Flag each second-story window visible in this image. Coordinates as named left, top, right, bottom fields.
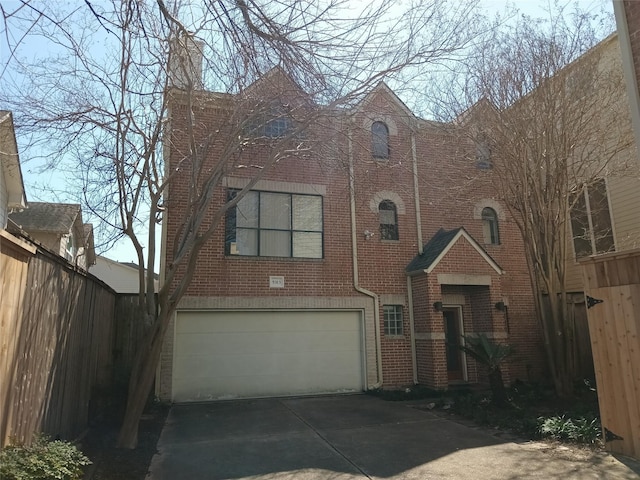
left=481, top=207, right=500, bottom=245
left=371, top=121, right=389, bottom=159
left=379, top=200, right=398, bottom=240
left=65, top=235, right=74, bottom=262
left=225, top=189, right=323, bottom=258
left=569, top=178, right=614, bottom=259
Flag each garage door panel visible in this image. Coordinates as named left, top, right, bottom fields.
left=176, top=331, right=360, bottom=357
left=173, top=311, right=364, bottom=402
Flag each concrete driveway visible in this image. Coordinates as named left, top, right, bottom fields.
left=146, top=395, right=640, bottom=480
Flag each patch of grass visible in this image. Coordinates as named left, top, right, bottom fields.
left=538, top=415, right=601, bottom=444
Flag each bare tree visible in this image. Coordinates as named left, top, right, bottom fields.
left=434, top=5, right=634, bottom=397
left=1, top=0, right=481, bottom=447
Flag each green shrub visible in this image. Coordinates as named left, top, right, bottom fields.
left=0, top=435, right=91, bottom=480
left=538, top=415, right=601, bottom=444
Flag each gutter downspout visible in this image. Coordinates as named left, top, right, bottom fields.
left=614, top=3, right=640, bottom=162
left=411, top=128, right=423, bottom=255
left=408, top=127, right=421, bottom=384
left=348, top=127, right=383, bottom=389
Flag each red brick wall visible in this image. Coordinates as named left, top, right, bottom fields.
left=164, top=83, right=543, bottom=389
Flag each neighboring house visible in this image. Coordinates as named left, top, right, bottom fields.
left=615, top=0, right=640, bottom=157
left=9, top=202, right=96, bottom=270
left=158, top=62, right=541, bottom=402
left=0, top=111, right=27, bottom=229
left=89, top=255, right=158, bottom=294
left=560, top=34, right=640, bottom=292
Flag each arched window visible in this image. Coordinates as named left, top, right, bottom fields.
left=482, top=207, right=499, bottom=245
left=379, top=200, right=398, bottom=240
left=371, top=121, right=389, bottom=159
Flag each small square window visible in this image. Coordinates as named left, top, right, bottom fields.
left=383, top=305, right=403, bottom=336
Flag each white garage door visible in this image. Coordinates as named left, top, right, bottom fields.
left=172, top=310, right=364, bottom=402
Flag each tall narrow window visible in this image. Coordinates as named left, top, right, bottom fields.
left=379, top=200, right=398, bottom=240
left=569, top=179, right=614, bottom=258
left=482, top=207, right=499, bottom=245
left=371, top=121, right=389, bottom=159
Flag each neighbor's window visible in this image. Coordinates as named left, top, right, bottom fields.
left=65, top=235, right=74, bottom=262
left=379, top=200, right=398, bottom=240
left=481, top=207, right=499, bottom=245
left=383, top=305, right=403, bottom=336
left=569, top=179, right=614, bottom=259
left=225, top=190, right=323, bottom=258
left=371, top=121, right=389, bottom=159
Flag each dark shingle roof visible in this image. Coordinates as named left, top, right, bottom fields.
left=9, top=202, right=81, bottom=234
left=406, top=227, right=463, bottom=273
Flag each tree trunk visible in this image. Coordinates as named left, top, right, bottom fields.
left=116, top=308, right=172, bottom=449
left=489, top=368, right=508, bottom=407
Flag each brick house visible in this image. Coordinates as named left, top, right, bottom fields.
left=158, top=67, right=541, bottom=402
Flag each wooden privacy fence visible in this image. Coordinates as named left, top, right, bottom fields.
left=581, top=249, right=640, bottom=460
left=0, top=232, right=116, bottom=446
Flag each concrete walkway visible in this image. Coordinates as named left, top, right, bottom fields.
left=146, top=395, right=640, bottom=479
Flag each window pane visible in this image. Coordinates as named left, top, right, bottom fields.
left=379, top=209, right=395, bottom=225
left=383, top=305, right=403, bottom=335
left=234, top=228, right=258, bottom=256
left=260, top=230, right=291, bottom=257
left=236, top=191, right=259, bottom=228
left=293, top=195, right=322, bottom=231
left=293, top=232, right=322, bottom=258
left=372, top=121, right=389, bottom=159
left=260, top=193, right=291, bottom=229
left=588, top=180, right=615, bottom=254
left=570, top=190, right=592, bottom=258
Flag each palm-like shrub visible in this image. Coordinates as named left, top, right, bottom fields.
left=459, top=334, right=514, bottom=406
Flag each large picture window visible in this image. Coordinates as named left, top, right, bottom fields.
left=225, top=190, right=323, bottom=258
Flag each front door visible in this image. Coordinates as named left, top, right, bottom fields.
left=443, top=307, right=466, bottom=382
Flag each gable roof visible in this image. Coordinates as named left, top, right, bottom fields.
left=9, top=202, right=81, bottom=234
left=0, top=111, right=27, bottom=210
left=352, top=81, right=417, bottom=120
left=242, top=66, right=307, bottom=100
left=406, top=227, right=503, bottom=275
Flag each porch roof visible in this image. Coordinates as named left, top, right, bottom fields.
left=406, top=227, right=504, bottom=275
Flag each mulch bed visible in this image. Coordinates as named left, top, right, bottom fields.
left=81, top=403, right=170, bottom=480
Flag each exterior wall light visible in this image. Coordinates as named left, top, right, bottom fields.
left=433, top=301, right=443, bottom=312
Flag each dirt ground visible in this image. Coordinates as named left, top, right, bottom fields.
left=81, top=403, right=170, bottom=480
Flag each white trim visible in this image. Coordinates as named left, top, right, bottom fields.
left=414, top=332, right=446, bottom=340
left=613, top=4, right=640, bottom=163
left=223, top=177, right=326, bottom=196
left=369, top=191, right=406, bottom=214
left=473, top=199, right=505, bottom=220
left=362, top=115, right=398, bottom=136
left=425, top=229, right=504, bottom=275
left=437, top=273, right=492, bottom=286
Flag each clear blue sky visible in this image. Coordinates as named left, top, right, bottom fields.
left=7, top=0, right=615, bottom=264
